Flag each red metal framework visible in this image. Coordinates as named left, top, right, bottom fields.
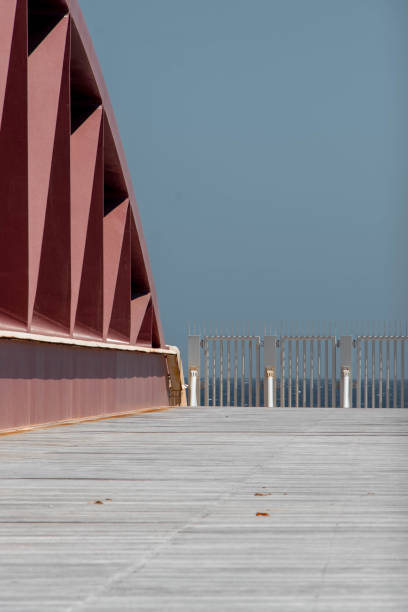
left=0, top=0, right=164, bottom=348
left=0, top=0, right=176, bottom=431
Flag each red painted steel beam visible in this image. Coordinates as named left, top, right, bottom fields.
left=0, top=0, right=28, bottom=330
left=0, top=0, right=176, bottom=432
left=0, top=338, right=170, bottom=431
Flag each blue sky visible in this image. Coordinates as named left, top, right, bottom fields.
left=80, top=0, right=408, bottom=359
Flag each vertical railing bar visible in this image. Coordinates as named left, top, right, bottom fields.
left=234, top=338, right=238, bottom=407
left=401, top=339, right=405, bottom=409
left=371, top=338, right=375, bottom=409
left=364, top=339, right=368, bottom=408
left=219, top=338, right=224, bottom=406
left=248, top=339, right=253, bottom=406
left=212, top=338, right=216, bottom=406
left=281, top=339, right=285, bottom=408
left=317, top=339, right=321, bottom=408
left=295, top=339, right=299, bottom=408
left=255, top=339, right=260, bottom=407
left=310, top=338, right=314, bottom=407
left=241, top=338, right=245, bottom=407
left=357, top=338, right=361, bottom=408
left=288, top=339, right=292, bottom=408
left=226, top=339, right=231, bottom=406
left=393, top=338, right=397, bottom=409
left=331, top=337, right=336, bottom=407
left=379, top=339, right=383, bottom=409
left=303, top=340, right=307, bottom=407
left=204, top=338, right=209, bottom=406
left=324, top=339, right=328, bottom=408
left=386, top=339, right=390, bottom=408
left=274, top=338, right=277, bottom=408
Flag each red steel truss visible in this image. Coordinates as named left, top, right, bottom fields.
left=0, top=0, right=177, bottom=432
left=0, top=0, right=164, bottom=348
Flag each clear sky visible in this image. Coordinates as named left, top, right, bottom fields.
left=80, top=0, right=408, bottom=359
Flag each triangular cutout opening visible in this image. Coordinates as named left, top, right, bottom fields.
left=104, top=114, right=128, bottom=215
left=28, top=0, right=68, bottom=55
left=70, top=20, right=101, bottom=133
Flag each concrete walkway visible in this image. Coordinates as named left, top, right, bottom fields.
left=1, top=407, right=407, bottom=611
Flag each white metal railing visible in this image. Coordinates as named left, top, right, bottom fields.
left=187, top=328, right=408, bottom=408
left=356, top=336, right=407, bottom=408
left=200, top=335, right=261, bottom=407
left=278, top=335, right=337, bottom=408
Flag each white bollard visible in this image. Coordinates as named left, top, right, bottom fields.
left=342, top=367, right=351, bottom=408
left=189, top=369, right=198, bottom=407
left=266, top=368, right=275, bottom=408
left=340, top=337, right=353, bottom=409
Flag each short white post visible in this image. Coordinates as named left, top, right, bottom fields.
left=188, top=335, right=201, bottom=407
left=264, top=336, right=277, bottom=407
left=266, top=368, right=275, bottom=408
left=189, top=369, right=198, bottom=407
left=342, top=367, right=351, bottom=408
left=340, top=336, right=353, bottom=408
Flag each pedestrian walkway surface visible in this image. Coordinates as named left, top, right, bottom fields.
left=1, top=407, right=408, bottom=611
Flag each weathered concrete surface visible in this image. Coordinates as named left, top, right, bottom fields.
left=0, top=407, right=407, bottom=611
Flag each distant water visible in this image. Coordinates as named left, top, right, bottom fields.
left=200, top=379, right=408, bottom=408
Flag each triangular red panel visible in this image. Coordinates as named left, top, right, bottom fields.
left=29, top=16, right=71, bottom=332
left=103, top=199, right=130, bottom=340
left=130, top=293, right=151, bottom=344
left=0, top=0, right=28, bottom=329
left=137, top=299, right=153, bottom=347
left=71, top=107, right=103, bottom=338
left=108, top=209, right=131, bottom=341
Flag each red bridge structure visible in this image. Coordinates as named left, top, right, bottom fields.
left=0, top=0, right=185, bottom=433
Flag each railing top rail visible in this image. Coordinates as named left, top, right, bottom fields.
left=202, top=335, right=261, bottom=341
left=198, top=334, right=408, bottom=341
left=279, top=335, right=336, bottom=341
left=356, top=335, right=408, bottom=340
